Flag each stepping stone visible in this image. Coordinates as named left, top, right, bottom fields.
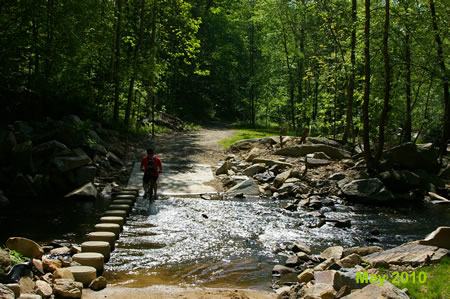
left=66, top=265, right=97, bottom=286
left=108, top=204, right=131, bottom=213
left=72, top=253, right=104, bottom=275
left=95, top=223, right=121, bottom=237
left=100, top=216, right=125, bottom=227
left=81, top=241, right=110, bottom=262
left=104, top=210, right=127, bottom=218
left=118, top=190, right=138, bottom=196
left=112, top=199, right=133, bottom=206
left=112, top=194, right=136, bottom=202
left=88, top=232, right=116, bottom=250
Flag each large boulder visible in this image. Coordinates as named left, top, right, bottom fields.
left=418, top=226, right=450, bottom=249
left=0, top=126, right=16, bottom=160
left=7, top=173, right=37, bottom=197
left=341, top=178, right=394, bottom=203
left=362, top=243, right=448, bottom=266
left=6, top=237, right=43, bottom=259
left=275, top=144, right=351, bottom=160
left=12, top=141, right=33, bottom=172
left=379, top=169, right=421, bottom=192
left=69, top=166, right=97, bottom=187
left=32, top=140, right=72, bottom=169
left=383, top=142, right=440, bottom=173
left=64, top=182, right=98, bottom=200
left=306, top=137, right=343, bottom=148
left=342, top=281, right=409, bottom=299
left=227, top=178, right=260, bottom=195
left=53, top=156, right=91, bottom=173
left=53, top=279, right=83, bottom=298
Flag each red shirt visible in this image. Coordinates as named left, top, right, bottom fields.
left=141, top=155, right=162, bottom=177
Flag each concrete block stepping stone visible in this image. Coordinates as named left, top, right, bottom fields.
left=66, top=265, right=97, bottom=286
left=108, top=204, right=131, bottom=213
left=100, top=216, right=125, bottom=226
left=112, top=199, right=133, bottom=206
left=117, top=190, right=138, bottom=196
left=72, top=253, right=104, bottom=275
left=112, top=194, right=136, bottom=202
left=81, top=241, right=110, bottom=262
left=95, top=223, right=121, bottom=237
left=104, top=210, right=127, bottom=218
left=88, top=232, right=116, bottom=250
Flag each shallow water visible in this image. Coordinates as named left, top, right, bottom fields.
left=1, top=195, right=449, bottom=290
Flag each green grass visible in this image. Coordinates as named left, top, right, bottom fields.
left=219, top=128, right=291, bottom=148
left=391, top=257, right=450, bottom=299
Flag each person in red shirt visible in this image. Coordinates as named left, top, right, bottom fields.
left=140, top=148, right=162, bottom=200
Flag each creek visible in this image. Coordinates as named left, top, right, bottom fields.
left=2, top=195, right=449, bottom=290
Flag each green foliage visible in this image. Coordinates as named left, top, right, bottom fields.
left=8, top=249, right=29, bottom=265
left=219, top=127, right=294, bottom=148
left=392, top=257, right=450, bottom=299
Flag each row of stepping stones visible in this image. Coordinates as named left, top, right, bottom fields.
left=67, top=188, right=139, bottom=287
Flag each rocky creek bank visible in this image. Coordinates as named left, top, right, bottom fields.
left=0, top=236, right=107, bottom=298
left=271, top=226, right=449, bottom=298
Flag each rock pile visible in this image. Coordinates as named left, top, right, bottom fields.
left=216, top=136, right=449, bottom=205
left=273, top=226, right=449, bottom=298
left=0, top=188, right=139, bottom=298
left=0, top=115, right=131, bottom=205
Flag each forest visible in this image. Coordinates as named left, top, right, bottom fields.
left=1, top=0, right=448, bottom=161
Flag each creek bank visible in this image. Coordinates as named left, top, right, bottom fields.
left=214, top=136, right=449, bottom=206
left=273, top=226, right=449, bottom=298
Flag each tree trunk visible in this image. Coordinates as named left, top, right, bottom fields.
left=249, top=1, right=255, bottom=128
left=112, top=0, right=122, bottom=126
left=375, top=0, right=390, bottom=163
left=125, top=0, right=145, bottom=127
left=149, top=0, right=158, bottom=138
left=343, top=0, right=356, bottom=143
left=429, top=0, right=449, bottom=159
left=362, top=0, right=373, bottom=170
left=404, top=29, right=412, bottom=143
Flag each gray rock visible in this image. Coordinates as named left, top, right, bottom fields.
left=32, top=140, right=71, bottom=158
left=306, top=157, right=331, bottom=167
left=89, top=276, right=107, bottom=291
left=272, top=265, right=296, bottom=274
left=341, top=178, right=395, bottom=203
left=329, top=173, right=346, bottom=180
left=439, top=165, right=450, bottom=180
left=242, top=164, right=266, bottom=176
left=278, top=183, right=296, bottom=195
left=274, top=170, right=291, bottom=188
left=290, top=241, right=312, bottom=255
left=306, top=137, right=343, bottom=148
left=275, top=144, right=351, bottom=160
left=252, top=158, right=293, bottom=168
left=383, top=142, right=440, bottom=173
left=64, top=182, right=98, bottom=200
left=342, top=246, right=383, bottom=257
left=245, top=148, right=262, bottom=162
left=0, top=283, right=15, bottom=299
left=7, top=173, right=37, bottom=197
left=106, top=152, right=124, bottom=167
left=226, top=178, right=260, bottom=195
left=311, top=151, right=332, bottom=160
left=72, top=166, right=97, bottom=186
left=320, top=246, right=344, bottom=260
left=363, top=243, right=448, bottom=266
left=342, top=281, right=409, bottom=299
left=379, top=169, right=421, bottom=192
left=53, top=279, right=83, bottom=298
left=13, top=141, right=33, bottom=172
left=418, top=226, right=450, bottom=250
left=53, top=156, right=91, bottom=173
left=216, top=161, right=231, bottom=175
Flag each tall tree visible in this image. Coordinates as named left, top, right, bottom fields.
left=342, top=0, right=356, bottom=143
left=112, top=0, right=123, bottom=126
left=375, top=0, right=391, bottom=162
left=362, top=0, right=373, bottom=169
left=429, top=0, right=449, bottom=158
